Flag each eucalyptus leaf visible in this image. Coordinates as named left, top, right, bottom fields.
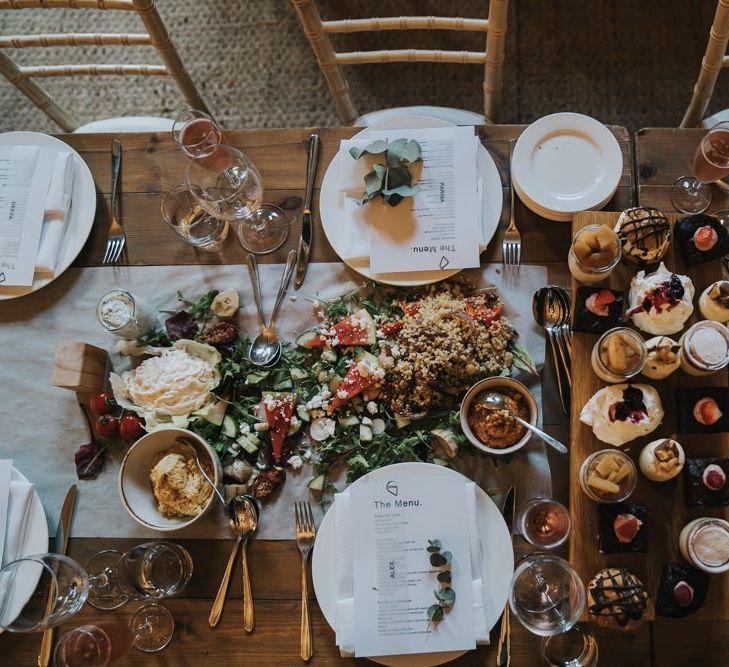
left=384, top=165, right=412, bottom=189
left=349, top=139, right=388, bottom=160
left=427, top=604, right=443, bottom=623
left=510, top=340, right=538, bottom=376
left=364, top=164, right=386, bottom=194
left=442, top=551, right=452, bottom=566
left=384, top=193, right=403, bottom=207
left=437, top=571, right=452, bottom=585
left=430, top=552, right=447, bottom=567
left=426, top=539, right=442, bottom=553
left=387, top=138, right=422, bottom=166
left=437, top=588, right=456, bottom=607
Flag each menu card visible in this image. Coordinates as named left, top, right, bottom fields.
left=341, top=126, right=481, bottom=274
left=0, top=460, right=12, bottom=566
left=0, top=146, right=53, bottom=287
left=351, top=473, right=476, bottom=657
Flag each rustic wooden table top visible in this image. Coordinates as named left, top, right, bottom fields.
left=4, top=125, right=723, bottom=666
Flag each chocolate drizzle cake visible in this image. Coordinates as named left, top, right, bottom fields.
left=587, top=567, right=649, bottom=629
left=615, top=207, right=671, bottom=266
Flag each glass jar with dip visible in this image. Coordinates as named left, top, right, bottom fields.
left=568, top=224, right=621, bottom=284
left=679, top=517, right=729, bottom=574
left=97, top=290, right=157, bottom=339
left=678, top=320, right=729, bottom=376
left=591, top=327, right=647, bottom=383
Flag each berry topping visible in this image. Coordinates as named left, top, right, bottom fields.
left=702, top=463, right=727, bottom=491
left=608, top=386, right=648, bottom=423
left=694, top=225, right=719, bottom=252
left=693, top=397, right=723, bottom=426
left=586, top=290, right=617, bottom=317
left=672, top=581, right=695, bottom=608
left=613, top=513, right=643, bottom=543
left=631, top=274, right=685, bottom=316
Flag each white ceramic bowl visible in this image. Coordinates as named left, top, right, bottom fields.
left=460, top=377, right=537, bottom=456
left=118, top=428, right=222, bottom=532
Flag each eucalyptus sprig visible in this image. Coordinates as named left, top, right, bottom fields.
left=426, top=539, right=455, bottom=626
left=349, top=138, right=422, bottom=207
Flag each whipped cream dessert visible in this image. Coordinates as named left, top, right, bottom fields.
left=580, top=383, right=664, bottom=446
left=628, top=262, right=694, bottom=335
left=699, top=280, right=729, bottom=323
left=614, top=207, right=671, bottom=266
left=642, top=335, right=681, bottom=380
left=679, top=321, right=729, bottom=376
left=639, top=438, right=685, bottom=481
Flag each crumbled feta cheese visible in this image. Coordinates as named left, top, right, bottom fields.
left=239, top=422, right=251, bottom=435
left=376, top=329, right=386, bottom=339
left=224, top=459, right=253, bottom=483
left=303, top=449, right=312, bottom=460
left=366, top=401, right=378, bottom=414
left=361, top=416, right=372, bottom=425
left=290, top=416, right=300, bottom=427
left=337, top=389, right=348, bottom=400
left=390, top=345, right=401, bottom=358
left=287, top=455, right=303, bottom=470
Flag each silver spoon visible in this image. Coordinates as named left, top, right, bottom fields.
left=532, top=288, right=570, bottom=415
left=247, top=250, right=297, bottom=367
left=548, top=285, right=573, bottom=368
left=209, top=494, right=259, bottom=629
left=175, top=436, right=226, bottom=505
left=479, top=391, right=568, bottom=454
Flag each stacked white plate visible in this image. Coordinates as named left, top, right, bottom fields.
left=511, top=113, right=623, bottom=222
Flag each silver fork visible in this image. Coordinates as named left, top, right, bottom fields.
left=294, top=501, right=316, bottom=662
left=502, top=142, right=522, bottom=266
left=102, top=139, right=125, bottom=264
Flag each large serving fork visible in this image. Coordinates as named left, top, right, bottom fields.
left=102, top=139, right=125, bottom=264
left=294, top=501, right=316, bottom=662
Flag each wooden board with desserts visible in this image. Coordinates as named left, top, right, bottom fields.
left=569, top=209, right=729, bottom=625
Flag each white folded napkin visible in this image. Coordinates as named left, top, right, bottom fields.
left=0, top=480, right=34, bottom=631
left=334, top=481, right=488, bottom=657
left=2, top=481, right=34, bottom=567
left=35, top=151, right=74, bottom=279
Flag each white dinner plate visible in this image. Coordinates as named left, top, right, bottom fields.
left=0, top=131, right=97, bottom=301
left=0, top=467, right=49, bottom=634
left=319, top=117, right=503, bottom=287
left=312, top=462, right=514, bottom=667
left=511, top=112, right=622, bottom=216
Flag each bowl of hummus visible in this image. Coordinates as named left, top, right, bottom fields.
left=119, top=428, right=222, bottom=531
left=460, top=377, right=537, bottom=456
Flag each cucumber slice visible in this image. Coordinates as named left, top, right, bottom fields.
left=296, top=404, right=310, bottom=422
left=359, top=424, right=373, bottom=442
left=291, top=367, right=309, bottom=381
left=237, top=434, right=260, bottom=454
left=195, top=400, right=227, bottom=427
left=338, top=414, right=360, bottom=427
left=296, top=330, right=321, bottom=348
left=321, top=349, right=337, bottom=363
left=222, top=415, right=236, bottom=438
left=308, top=474, right=326, bottom=492
left=432, top=457, right=450, bottom=467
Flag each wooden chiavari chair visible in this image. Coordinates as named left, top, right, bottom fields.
left=290, top=0, right=509, bottom=126
left=0, top=0, right=209, bottom=132
left=682, top=0, right=729, bottom=127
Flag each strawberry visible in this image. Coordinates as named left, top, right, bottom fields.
left=693, top=225, right=718, bottom=252
left=693, top=397, right=723, bottom=426
left=585, top=290, right=616, bottom=316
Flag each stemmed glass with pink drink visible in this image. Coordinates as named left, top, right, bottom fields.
left=172, top=110, right=223, bottom=159
left=671, top=121, right=729, bottom=214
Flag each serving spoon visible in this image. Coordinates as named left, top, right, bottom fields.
left=247, top=250, right=297, bottom=367
left=175, top=436, right=226, bottom=505
left=532, top=287, right=571, bottom=415
left=479, top=391, right=568, bottom=454
left=209, top=494, right=259, bottom=629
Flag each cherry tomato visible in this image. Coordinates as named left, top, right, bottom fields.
left=94, top=414, right=119, bottom=439
left=90, top=392, right=117, bottom=416
left=119, top=414, right=144, bottom=441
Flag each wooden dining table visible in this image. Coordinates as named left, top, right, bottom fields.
left=1, top=125, right=727, bottom=666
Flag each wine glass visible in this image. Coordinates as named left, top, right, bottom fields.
left=509, top=553, right=585, bottom=637
left=54, top=623, right=133, bottom=666
left=518, top=498, right=572, bottom=549
left=186, top=144, right=289, bottom=254
left=671, top=121, right=729, bottom=214
left=172, top=110, right=223, bottom=159
left=161, top=184, right=230, bottom=251
left=86, top=542, right=192, bottom=611
left=541, top=624, right=599, bottom=667
left=0, top=553, right=88, bottom=632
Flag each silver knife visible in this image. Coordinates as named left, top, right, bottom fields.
left=496, top=486, right=515, bottom=667
left=38, top=485, right=77, bottom=667
left=294, top=133, right=321, bottom=290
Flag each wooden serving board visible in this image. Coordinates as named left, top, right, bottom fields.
left=569, top=211, right=729, bottom=621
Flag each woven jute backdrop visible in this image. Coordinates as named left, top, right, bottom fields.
left=0, top=0, right=727, bottom=132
